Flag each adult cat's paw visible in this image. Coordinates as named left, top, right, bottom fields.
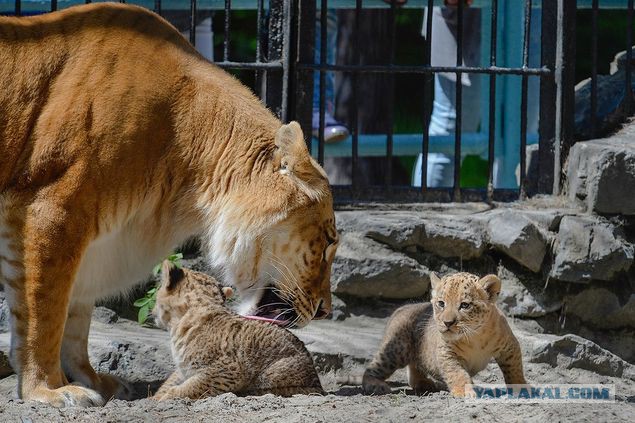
left=27, top=384, right=105, bottom=407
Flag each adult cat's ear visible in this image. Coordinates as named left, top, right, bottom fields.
left=478, top=274, right=501, bottom=302
left=161, top=260, right=184, bottom=290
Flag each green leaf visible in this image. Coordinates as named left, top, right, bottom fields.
left=147, top=299, right=156, bottom=310
left=147, top=288, right=157, bottom=295
left=138, top=305, right=149, bottom=325
left=133, top=297, right=150, bottom=307
left=152, top=263, right=161, bottom=276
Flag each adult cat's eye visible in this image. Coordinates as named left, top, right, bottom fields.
left=459, top=302, right=471, bottom=310
left=437, top=301, right=445, bottom=308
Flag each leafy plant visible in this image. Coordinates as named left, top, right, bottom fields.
left=134, top=253, right=183, bottom=325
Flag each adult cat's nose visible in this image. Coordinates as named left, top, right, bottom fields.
left=444, top=319, right=456, bottom=328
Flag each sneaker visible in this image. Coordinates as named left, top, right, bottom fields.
left=312, top=110, right=349, bottom=144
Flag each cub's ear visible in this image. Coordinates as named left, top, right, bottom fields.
left=221, top=286, right=234, bottom=299
left=429, top=272, right=442, bottom=294
left=161, top=260, right=184, bottom=290
left=274, top=121, right=308, bottom=174
left=478, top=274, right=501, bottom=302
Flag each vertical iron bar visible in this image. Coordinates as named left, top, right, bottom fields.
left=453, top=0, right=464, bottom=201
left=385, top=0, right=396, bottom=187
left=14, top=0, right=20, bottom=16
left=553, top=0, right=576, bottom=195
left=519, top=0, right=532, bottom=198
left=352, top=0, right=362, bottom=190
left=627, top=0, right=633, bottom=116
left=538, top=0, right=556, bottom=194
left=190, top=0, right=196, bottom=46
left=224, top=0, right=232, bottom=62
left=294, top=0, right=316, bottom=153
left=154, top=0, right=161, bottom=15
left=421, top=0, right=434, bottom=191
left=318, top=0, right=327, bottom=165
left=487, top=0, right=498, bottom=201
left=265, top=0, right=285, bottom=118
left=281, top=0, right=292, bottom=121
left=256, top=0, right=264, bottom=63
left=590, top=0, right=598, bottom=138
left=255, top=0, right=264, bottom=99
left=51, top=0, right=57, bottom=12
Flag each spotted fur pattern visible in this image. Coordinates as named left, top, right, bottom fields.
left=363, top=272, right=526, bottom=397
left=153, top=262, right=323, bottom=400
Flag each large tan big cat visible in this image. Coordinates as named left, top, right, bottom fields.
left=153, top=261, right=323, bottom=400
left=362, top=272, right=526, bottom=397
left=0, top=3, right=338, bottom=407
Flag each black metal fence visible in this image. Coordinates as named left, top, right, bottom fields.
left=2, top=1, right=634, bottom=203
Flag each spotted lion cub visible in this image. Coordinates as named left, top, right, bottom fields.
left=363, top=272, right=526, bottom=397
left=152, top=261, right=323, bottom=400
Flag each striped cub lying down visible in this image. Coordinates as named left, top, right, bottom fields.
left=152, top=262, right=323, bottom=400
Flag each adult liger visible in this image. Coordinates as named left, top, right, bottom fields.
left=0, top=3, right=338, bottom=407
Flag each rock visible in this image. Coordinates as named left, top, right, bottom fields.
left=331, top=233, right=429, bottom=300
left=93, top=306, right=119, bottom=324
left=336, top=211, right=487, bottom=260
left=567, top=137, right=635, bottom=215
left=487, top=210, right=548, bottom=272
left=496, top=265, right=562, bottom=318
left=0, top=350, right=12, bottom=378
left=574, top=47, right=635, bottom=140
left=419, top=217, right=487, bottom=260
left=565, top=289, right=635, bottom=330
left=550, top=216, right=633, bottom=282
left=530, top=334, right=635, bottom=380
left=0, top=291, right=8, bottom=333
left=329, top=295, right=348, bottom=321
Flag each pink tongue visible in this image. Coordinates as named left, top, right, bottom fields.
left=243, top=315, right=290, bottom=326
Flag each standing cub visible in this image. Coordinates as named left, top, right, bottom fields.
left=153, top=261, right=323, bottom=400
left=363, top=272, right=526, bottom=397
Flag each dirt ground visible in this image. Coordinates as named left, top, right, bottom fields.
left=0, top=313, right=633, bottom=422
left=0, top=390, right=633, bottom=422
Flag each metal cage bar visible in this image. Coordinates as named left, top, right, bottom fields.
left=487, top=0, right=498, bottom=201
left=519, top=0, right=533, bottom=199
left=453, top=0, right=464, bottom=201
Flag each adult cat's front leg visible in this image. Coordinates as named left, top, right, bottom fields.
left=61, top=300, right=133, bottom=401
left=10, top=196, right=104, bottom=407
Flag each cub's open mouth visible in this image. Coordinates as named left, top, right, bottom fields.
left=243, top=285, right=298, bottom=327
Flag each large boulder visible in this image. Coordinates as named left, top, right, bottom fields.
left=567, top=137, right=635, bottom=215
left=565, top=289, right=635, bottom=330
left=0, top=350, right=11, bottom=378
left=530, top=334, right=635, bottom=380
left=550, top=216, right=633, bottom=282
left=487, top=210, right=548, bottom=272
left=331, top=233, right=429, bottom=300
left=497, top=265, right=562, bottom=318
left=419, top=216, right=487, bottom=260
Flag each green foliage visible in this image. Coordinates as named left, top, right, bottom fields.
left=135, top=253, right=183, bottom=325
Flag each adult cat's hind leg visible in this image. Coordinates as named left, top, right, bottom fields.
left=61, top=300, right=133, bottom=401
left=249, top=356, right=324, bottom=396
left=155, top=359, right=246, bottom=400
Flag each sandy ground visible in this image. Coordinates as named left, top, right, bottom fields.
left=0, top=391, right=633, bottom=422
left=0, top=313, right=633, bottom=422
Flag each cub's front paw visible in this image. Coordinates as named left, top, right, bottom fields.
left=450, top=385, right=476, bottom=398
left=27, top=384, right=105, bottom=407
left=362, top=376, right=392, bottom=396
